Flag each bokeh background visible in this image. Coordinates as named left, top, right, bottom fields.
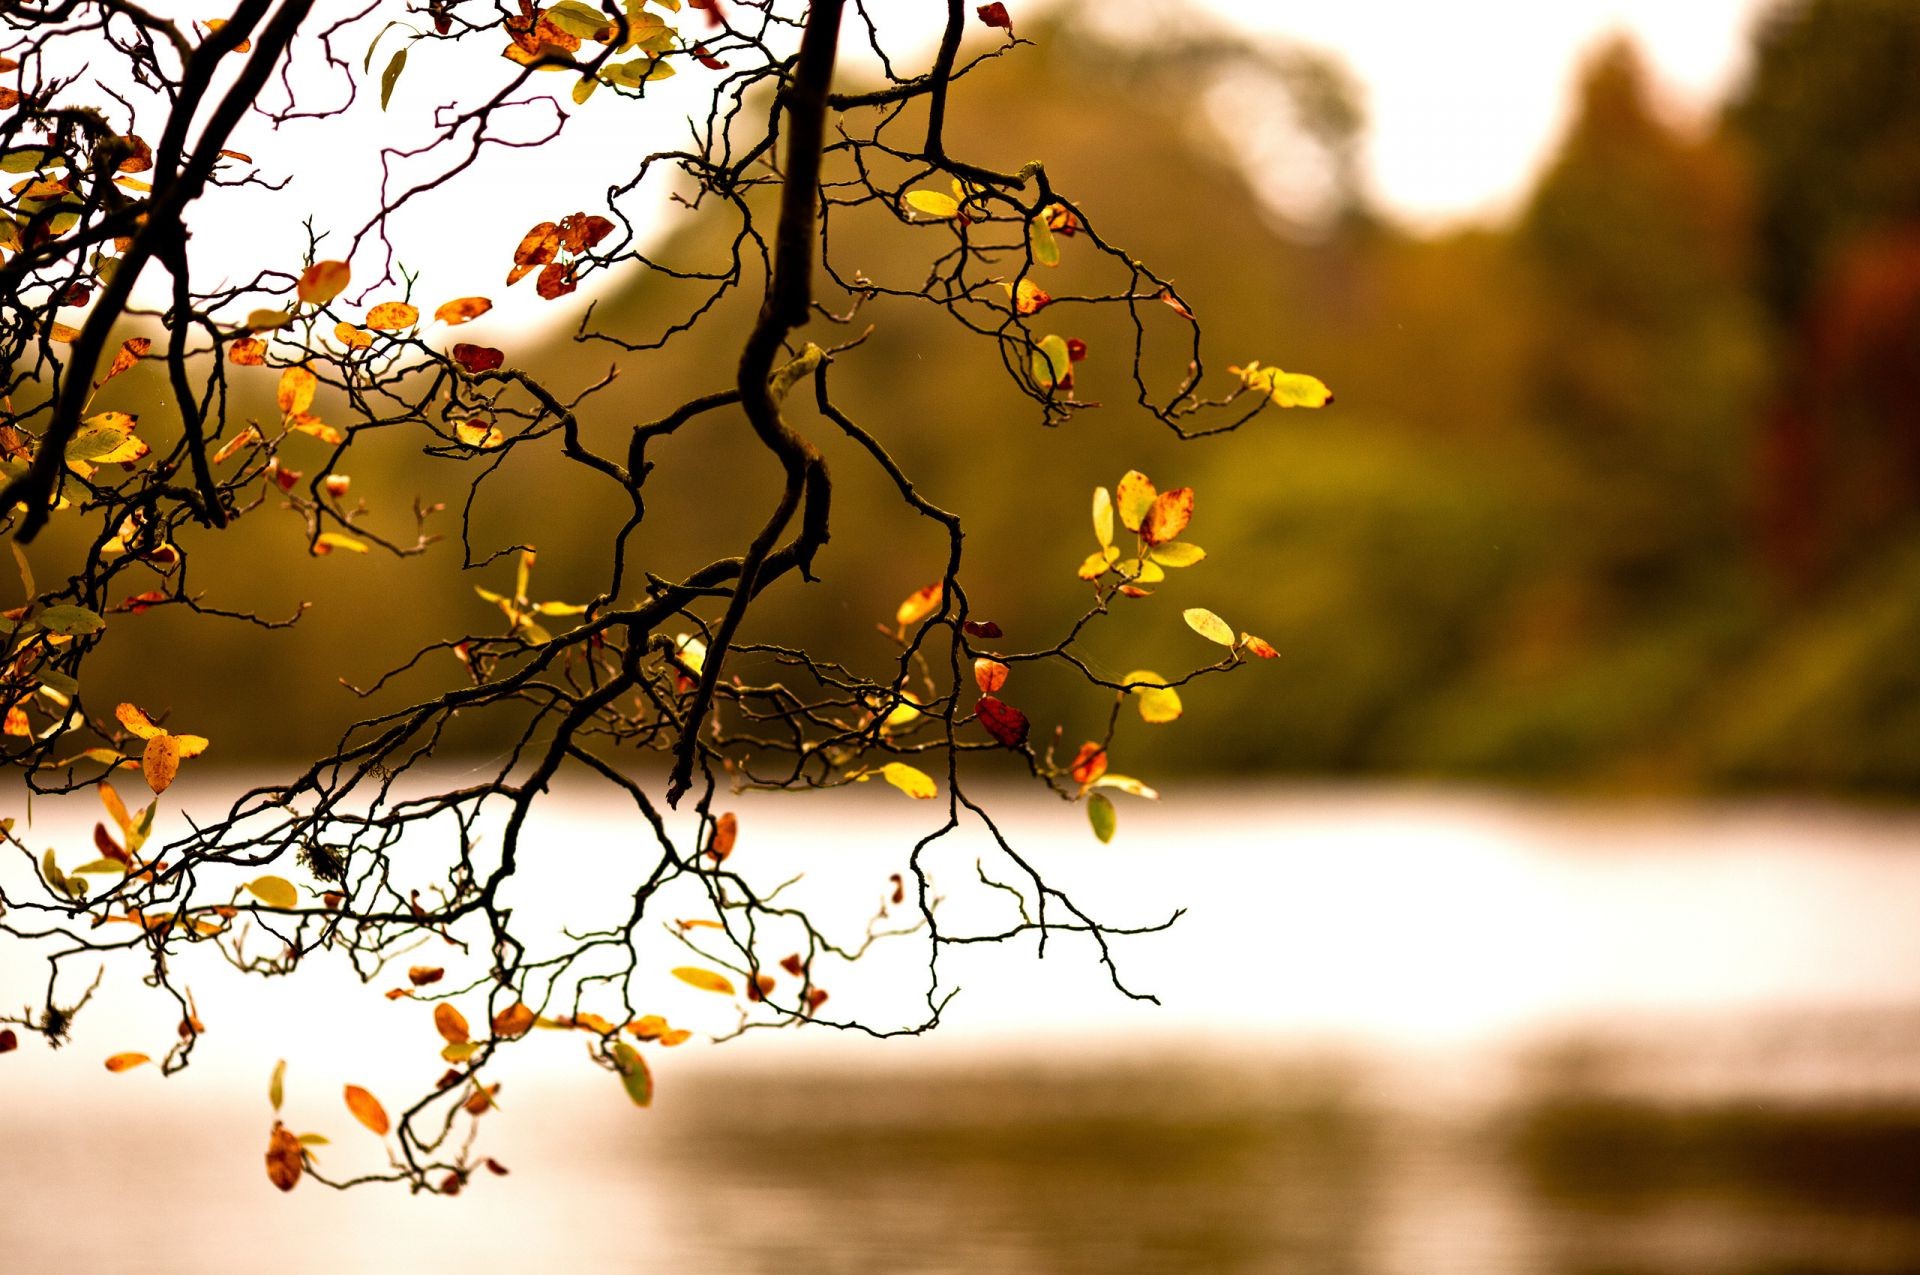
left=7, top=1, right=1920, bottom=1270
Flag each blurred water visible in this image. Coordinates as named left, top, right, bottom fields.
left=4, top=785, right=1920, bottom=1272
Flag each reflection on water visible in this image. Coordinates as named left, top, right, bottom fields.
left=4, top=788, right=1920, bottom=1272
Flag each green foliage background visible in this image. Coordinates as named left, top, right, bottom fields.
left=61, top=0, right=1920, bottom=795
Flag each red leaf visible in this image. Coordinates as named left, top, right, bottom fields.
left=452, top=343, right=504, bottom=374
left=976, top=3, right=1013, bottom=33
left=1066, top=337, right=1088, bottom=362
left=975, top=695, right=1029, bottom=748
left=1069, top=742, right=1108, bottom=786
left=963, top=619, right=1002, bottom=639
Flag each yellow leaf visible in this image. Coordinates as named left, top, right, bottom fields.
left=276, top=366, right=316, bottom=416
left=1183, top=607, right=1235, bottom=647
left=904, top=189, right=960, bottom=219
left=1077, top=546, right=1119, bottom=580
left=1122, top=670, right=1182, bottom=725
left=103, top=1051, right=150, bottom=1072
left=247, top=309, right=292, bottom=332
left=1229, top=360, right=1333, bottom=409
left=1115, top=470, right=1156, bottom=533
left=332, top=322, right=371, bottom=351
left=1093, top=773, right=1161, bottom=800
left=311, top=533, right=369, bottom=556
left=246, top=875, right=298, bottom=909
left=1092, top=486, right=1113, bottom=549
left=269, top=1058, right=286, bottom=1110
left=343, top=1084, right=390, bottom=1136
left=1148, top=542, right=1206, bottom=568
left=114, top=702, right=165, bottom=740
left=455, top=420, right=505, bottom=449
left=671, top=966, right=735, bottom=995
left=441, top=1040, right=480, bottom=1063
left=878, top=761, right=936, bottom=800
left=895, top=582, right=943, bottom=628
left=296, top=260, right=351, bottom=306
left=364, top=300, right=419, bottom=331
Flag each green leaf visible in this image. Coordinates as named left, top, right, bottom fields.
left=1, top=148, right=57, bottom=174
left=36, top=605, right=105, bottom=636
left=545, top=1, right=613, bottom=38
left=612, top=1041, right=653, bottom=1108
left=380, top=47, right=407, bottom=110
left=1087, top=792, right=1116, bottom=843
left=1030, top=212, right=1059, bottom=266
left=1148, top=542, right=1206, bottom=568
left=1032, top=334, right=1071, bottom=390
left=36, top=668, right=78, bottom=697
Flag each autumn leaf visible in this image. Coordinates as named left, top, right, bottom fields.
left=65, top=412, right=148, bottom=465
left=333, top=322, right=372, bottom=351
left=905, top=189, right=960, bottom=219
left=973, top=658, right=1009, bottom=694
left=975, top=695, right=1029, bottom=748
left=1229, top=360, right=1333, bottom=408
left=535, top=260, right=576, bottom=300
left=433, top=1003, right=470, bottom=1045
left=492, top=1003, right=535, bottom=1038
left=433, top=297, right=492, bottom=325
left=895, top=582, right=943, bottom=628
left=1122, top=670, right=1182, bottom=724
left=276, top=366, right=317, bottom=416
left=142, top=734, right=180, bottom=793
left=364, top=300, right=419, bottom=330
left=1143, top=488, right=1193, bottom=546
left=296, top=260, right=350, bottom=306
left=451, top=343, right=504, bottom=374
left=1241, top=633, right=1280, bottom=659
left=269, top=1058, right=286, bottom=1111
left=671, top=966, right=735, bottom=995
left=101, top=336, right=150, bottom=384
left=408, top=965, right=444, bottom=987
left=36, top=605, right=105, bottom=635
left=1092, top=486, right=1114, bottom=548
left=246, top=875, right=298, bottom=909
left=1115, top=470, right=1156, bottom=533
left=507, top=222, right=560, bottom=286
left=707, top=811, right=737, bottom=862
left=104, top=1051, right=150, bottom=1072
left=343, top=1085, right=391, bottom=1136
left=1069, top=741, right=1108, bottom=786
left=1183, top=607, right=1235, bottom=647
left=227, top=337, right=267, bottom=366
left=265, top=1122, right=302, bottom=1192
left=977, top=3, right=1013, bottom=32
left=875, top=761, right=936, bottom=800
left=455, top=420, right=505, bottom=449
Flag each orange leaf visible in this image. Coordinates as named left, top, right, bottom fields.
left=534, top=260, right=576, bottom=300
left=1069, top=741, right=1109, bottom=786
left=103, top=337, right=150, bottom=383
left=491, top=1002, right=534, bottom=1038
left=507, top=222, right=560, bottom=286
left=1143, top=488, right=1193, bottom=547
left=103, top=1051, right=150, bottom=1072
left=433, top=1002, right=470, bottom=1045
left=407, top=965, right=444, bottom=987
left=265, top=1121, right=303, bottom=1192
left=227, top=337, right=267, bottom=365
left=433, top=296, right=492, bottom=325
left=343, top=1084, right=390, bottom=1135
left=296, top=260, right=351, bottom=306
left=364, top=301, right=419, bottom=331
left=973, top=658, right=1009, bottom=694
left=1241, top=633, right=1280, bottom=660
left=707, top=811, right=737, bottom=862
left=141, top=734, right=181, bottom=794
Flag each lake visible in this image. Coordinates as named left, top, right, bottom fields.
left=3, top=784, right=1919, bottom=1272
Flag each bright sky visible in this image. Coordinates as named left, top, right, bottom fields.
left=1201, top=0, right=1774, bottom=224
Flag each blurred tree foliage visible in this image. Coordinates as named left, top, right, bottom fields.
left=73, top=0, right=1920, bottom=794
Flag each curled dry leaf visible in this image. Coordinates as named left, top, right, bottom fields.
left=707, top=811, right=737, bottom=862
left=344, top=1084, right=391, bottom=1135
